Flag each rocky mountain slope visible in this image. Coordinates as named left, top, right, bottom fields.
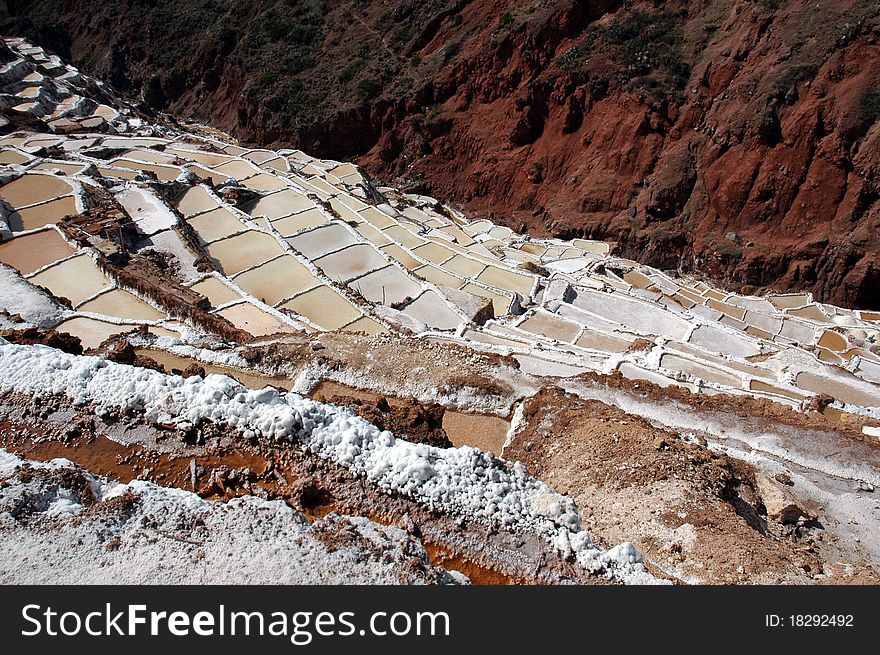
left=3, top=0, right=880, bottom=308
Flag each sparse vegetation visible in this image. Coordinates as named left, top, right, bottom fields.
left=715, top=243, right=743, bottom=258
left=841, top=87, right=880, bottom=144
left=443, top=39, right=462, bottom=64
left=357, top=76, right=382, bottom=99
left=772, top=63, right=819, bottom=98
left=528, top=161, right=544, bottom=184
left=556, top=8, right=690, bottom=106
left=338, top=59, right=365, bottom=83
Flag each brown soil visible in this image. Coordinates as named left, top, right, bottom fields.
left=0, top=325, right=83, bottom=355
left=0, top=392, right=593, bottom=585
left=505, top=386, right=878, bottom=584
left=312, top=387, right=452, bottom=449
left=574, top=369, right=880, bottom=446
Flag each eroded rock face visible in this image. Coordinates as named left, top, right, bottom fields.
left=7, top=0, right=878, bottom=306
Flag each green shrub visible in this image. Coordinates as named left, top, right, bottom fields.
left=357, top=76, right=382, bottom=98
left=338, top=59, right=365, bottom=83
left=443, top=39, right=462, bottom=64
left=715, top=243, right=743, bottom=258
left=556, top=9, right=689, bottom=99
left=772, top=63, right=819, bottom=97
left=528, top=161, right=544, bottom=183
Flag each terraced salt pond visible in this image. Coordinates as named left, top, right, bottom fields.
left=7, top=195, right=79, bottom=231
left=28, top=255, right=110, bottom=305
left=0, top=173, right=72, bottom=207
left=205, top=231, right=284, bottom=275
left=2, top=33, right=879, bottom=426
left=134, top=348, right=293, bottom=391
left=56, top=317, right=175, bottom=350
left=312, top=381, right=511, bottom=454
left=0, top=228, right=74, bottom=274
left=279, top=286, right=361, bottom=330
left=216, top=301, right=295, bottom=337
left=232, top=256, right=318, bottom=306
left=77, top=289, right=165, bottom=321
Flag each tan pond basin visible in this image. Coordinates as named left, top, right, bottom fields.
left=291, top=177, right=330, bottom=199
left=134, top=347, right=293, bottom=390
left=78, top=117, right=106, bottom=130
left=329, top=197, right=367, bottom=223
left=304, top=176, right=340, bottom=196
left=77, top=288, right=165, bottom=321
left=190, top=277, right=242, bottom=308
left=382, top=224, right=424, bottom=249
left=185, top=163, right=231, bottom=186
left=355, top=222, right=393, bottom=247
left=7, top=195, right=79, bottom=231
left=518, top=312, right=581, bottom=343
left=28, top=254, right=110, bottom=305
left=243, top=189, right=314, bottom=219
left=30, top=162, right=86, bottom=175
left=0, top=173, right=72, bottom=208
left=278, top=285, right=360, bottom=330
left=328, top=163, right=358, bottom=178
left=768, top=293, right=811, bottom=310
left=102, top=138, right=168, bottom=149
left=242, top=149, right=278, bottom=164
left=240, top=173, right=287, bottom=192
left=259, top=157, right=289, bottom=173
left=232, top=255, right=320, bottom=306
left=382, top=243, right=424, bottom=270
left=187, top=207, right=246, bottom=243
left=123, top=148, right=176, bottom=164
left=0, top=149, right=32, bottom=165
left=817, top=330, right=848, bottom=352
left=659, top=353, right=743, bottom=388
left=95, top=166, right=140, bottom=181
left=213, top=159, right=261, bottom=179
left=0, top=136, right=28, bottom=148
left=402, top=291, right=461, bottom=331
left=574, top=330, right=633, bottom=353
left=788, top=305, right=829, bottom=322
left=413, top=241, right=455, bottom=265
left=314, top=244, right=387, bottom=282
left=205, top=231, right=285, bottom=276
left=174, top=186, right=219, bottom=217
left=311, top=380, right=510, bottom=454
left=287, top=223, right=360, bottom=259
left=749, top=379, right=807, bottom=402
left=795, top=371, right=880, bottom=408
left=414, top=264, right=464, bottom=290
left=165, top=146, right=233, bottom=168
left=342, top=316, right=388, bottom=335
left=216, top=301, right=296, bottom=337
left=359, top=206, right=396, bottom=229
left=55, top=317, right=143, bottom=350
left=461, top=283, right=510, bottom=316
left=444, top=254, right=486, bottom=278
left=381, top=243, right=420, bottom=269
left=0, top=228, right=74, bottom=275
left=349, top=265, right=422, bottom=305
left=109, top=159, right=180, bottom=182
left=269, top=209, right=329, bottom=236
